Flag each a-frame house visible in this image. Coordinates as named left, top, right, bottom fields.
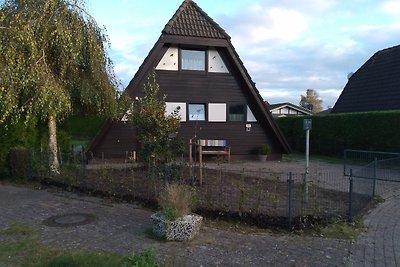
left=88, top=0, right=290, bottom=161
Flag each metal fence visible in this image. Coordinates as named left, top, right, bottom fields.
left=8, top=150, right=360, bottom=229
left=8, top=149, right=385, bottom=229
left=343, top=149, right=400, bottom=176
left=344, top=150, right=400, bottom=221
left=344, top=150, right=400, bottom=197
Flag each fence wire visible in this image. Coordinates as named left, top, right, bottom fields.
left=9, top=149, right=384, bottom=229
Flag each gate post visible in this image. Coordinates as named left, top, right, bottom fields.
left=81, top=147, right=87, bottom=193
left=348, top=169, right=353, bottom=223
left=287, top=172, right=294, bottom=230
left=372, top=157, right=377, bottom=197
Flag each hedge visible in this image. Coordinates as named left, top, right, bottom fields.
left=61, top=115, right=104, bottom=140
left=277, top=110, right=400, bottom=156
left=0, top=115, right=104, bottom=177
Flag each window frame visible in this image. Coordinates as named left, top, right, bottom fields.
left=188, top=103, right=207, bottom=121
left=228, top=104, right=246, bottom=122
left=180, top=48, right=207, bottom=72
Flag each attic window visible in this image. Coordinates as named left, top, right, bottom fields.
left=181, top=49, right=205, bottom=71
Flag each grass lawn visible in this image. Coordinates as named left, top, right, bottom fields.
left=284, top=153, right=343, bottom=164
left=0, top=223, right=160, bottom=267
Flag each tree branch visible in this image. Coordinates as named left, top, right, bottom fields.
left=67, top=3, right=97, bottom=22
left=36, top=49, right=47, bottom=66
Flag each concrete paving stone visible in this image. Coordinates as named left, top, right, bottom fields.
left=0, top=184, right=351, bottom=266
left=349, top=186, right=400, bottom=267
left=2, top=180, right=400, bottom=267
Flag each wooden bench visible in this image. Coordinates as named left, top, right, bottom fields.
left=189, top=139, right=231, bottom=163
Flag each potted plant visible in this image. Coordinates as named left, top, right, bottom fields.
left=150, top=184, right=202, bottom=241
left=258, top=144, right=271, bottom=162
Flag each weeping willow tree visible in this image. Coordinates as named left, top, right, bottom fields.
left=0, top=0, right=118, bottom=174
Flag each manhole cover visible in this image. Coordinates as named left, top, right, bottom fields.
left=43, top=213, right=96, bottom=227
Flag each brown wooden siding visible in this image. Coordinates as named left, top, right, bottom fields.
left=90, top=40, right=290, bottom=159
left=91, top=122, right=138, bottom=159
left=90, top=120, right=280, bottom=159
left=90, top=68, right=283, bottom=159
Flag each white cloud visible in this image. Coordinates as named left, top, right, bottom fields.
left=229, top=6, right=308, bottom=46
left=89, top=0, right=400, bottom=109
left=382, top=0, right=400, bottom=15
left=318, top=89, right=343, bottom=108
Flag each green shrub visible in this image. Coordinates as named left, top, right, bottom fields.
left=122, top=248, right=160, bottom=267
left=0, top=121, right=38, bottom=178
left=158, top=184, right=196, bottom=221
left=8, top=147, right=31, bottom=180
left=259, top=144, right=271, bottom=155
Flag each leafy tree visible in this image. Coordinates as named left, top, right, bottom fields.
left=130, top=73, right=181, bottom=166
left=300, top=89, right=323, bottom=113
left=0, top=0, right=118, bottom=174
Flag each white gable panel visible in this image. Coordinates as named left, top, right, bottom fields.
left=208, top=103, right=226, bottom=122
left=156, top=46, right=179, bottom=71
left=208, top=48, right=229, bottom=73
left=166, top=102, right=186, bottom=122
left=247, top=106, right=257, bottom=122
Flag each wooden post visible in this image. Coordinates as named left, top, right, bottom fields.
left=189, top=139, right=193, bottom=164
left=199, top=145, right=203, bottom=185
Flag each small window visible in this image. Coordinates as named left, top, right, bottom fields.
left=229, top=104, right=245, bottom=121
left=181, top=49, right=205, bottom=71
left=208, top=103, right=226, bottom=122
left=166, top=102, right=186, bottom=122
left=188, top=104, right=206, bottom=121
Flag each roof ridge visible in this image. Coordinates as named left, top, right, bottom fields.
left=162, top=0, right=230, bottom=39
left=374, top=44, right=400, bottom=57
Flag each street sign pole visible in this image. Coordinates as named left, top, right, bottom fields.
left=303, top=119, right=312, bottom=202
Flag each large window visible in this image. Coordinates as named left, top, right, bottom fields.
left=229, top=104, right=245, bottom=121
left=181, top=49, right=205, bottom=71
left=188, top=104, right=206, bottom=121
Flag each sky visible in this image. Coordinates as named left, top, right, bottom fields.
left=87, top=0, right=400, bottom=109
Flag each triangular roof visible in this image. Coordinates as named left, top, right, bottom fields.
left=89, top=0, right=290, bottom=154
left=269, top=102, right=313, bottom=115
left=163, top=0, right=230, bottom=39
left=332, top=44, right=400, bottom=113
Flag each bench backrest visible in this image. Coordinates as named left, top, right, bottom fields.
left=198, top=139, right=227, bottom=147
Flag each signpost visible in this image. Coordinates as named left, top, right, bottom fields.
left=303, top=119, right=312, bottom=201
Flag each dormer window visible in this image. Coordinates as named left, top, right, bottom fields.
left=181, top=49, right=206, bottom=71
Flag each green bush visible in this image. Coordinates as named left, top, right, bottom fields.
left=277, top=110, right=400, bottom=156
left=8, top=147, right=31, bottom=180
left=122, top=248, right=160, bottom=267
left=0, top=122, right=38, bottom=178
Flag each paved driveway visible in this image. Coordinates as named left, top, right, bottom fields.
left=0, top=184, right=350, bottom=266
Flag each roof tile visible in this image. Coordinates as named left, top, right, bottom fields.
left=332, top=44, right=400, bottom=113
left=163, top=0, right=230, bottom=39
